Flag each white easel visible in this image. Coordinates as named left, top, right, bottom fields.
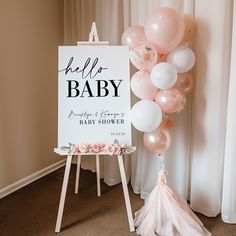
left=55, top=22, right=135, bottom=233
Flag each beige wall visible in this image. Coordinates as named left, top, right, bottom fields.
left=0, top=0, right=63, bottom=189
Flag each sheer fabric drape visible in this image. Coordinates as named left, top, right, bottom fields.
left=62, top=0, right=236, bottom=223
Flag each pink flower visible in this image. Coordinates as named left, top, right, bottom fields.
left=104, top=144, right=121, bottom=155
left=92, top=143, right=105, bottom=153
left=72, top=146, right=80, bottom=154
left=79, top=144, right=92, bottom=153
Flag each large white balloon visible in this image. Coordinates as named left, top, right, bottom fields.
left=130, top=100, right=162, bottom=132
left=167, top=46, right=195, bottom=73
left=151, top=62, right=177, bottom=89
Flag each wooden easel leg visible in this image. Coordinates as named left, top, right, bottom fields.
left=117, top=154, right=135, bottom=232
left=55, top=155, right=73, bottom=233
left=96, top=154, right=101, bottom=197
left=75, top=155, right=81, bottom=194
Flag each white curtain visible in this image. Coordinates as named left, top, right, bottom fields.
left=222, top=1, right=236, bottom=223
left=62, top=0, right=236, bottom=223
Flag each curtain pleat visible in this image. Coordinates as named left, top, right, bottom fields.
left=63, top=0, right=95, bottom=44
left=222, top=0, right=236, bottom=223
left=191, top=0, right=233, bottom=217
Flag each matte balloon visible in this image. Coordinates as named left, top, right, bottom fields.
left=130, top=100, right=162, bottom=132
left=129, top=42, right=158, bottom=71
left=121, top=26, right=147, bottom=46
left=143, top=127, right=171, bottom=154
left=167, top=46, right=195, bottom=73
left=145, top=7, right=185, bottom=54
left=131, top=71, right=159, bottom=100
left=151, top=62, right=177, bottom=89
left=180, top=14, right=197, bottom=44
left=155, top=88, right=186, bottom=113
left=174, top=72, right=194, bottom=94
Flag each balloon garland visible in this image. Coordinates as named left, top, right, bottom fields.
left=122, top=7, right=211, bottom=236
left=122, top=7, right=196, bottom=155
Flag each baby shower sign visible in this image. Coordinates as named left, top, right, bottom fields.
left=58, top=46, right=131, bottom=147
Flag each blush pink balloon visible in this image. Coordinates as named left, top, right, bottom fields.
left=143, top=127, right=171, bottom=154
left=121, top=26, right=147, bottom=46
left=157, top=53, right=168, bottom=63
left=129, top=41, right=158, bottom=71
left=180, top=14, right=197, bottom=44
left=145, top=7, right=185, bottom=54
left=155, top=88, right=186, bottom=113
left=131, top=71, right=159, bottom=100
left=174, top=72, right=194, bottom=94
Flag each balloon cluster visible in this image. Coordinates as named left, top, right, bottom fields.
left=122, top=7, right=197, bottom=155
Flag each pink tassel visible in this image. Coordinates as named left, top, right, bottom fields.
left=134, top=168, right=211, bottom=236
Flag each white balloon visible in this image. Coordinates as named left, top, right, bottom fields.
left=167, top=46, right=195, bottom=73
left=130, top=100, right=162, bottom=132
left=151, top=62, right=177, bottom=89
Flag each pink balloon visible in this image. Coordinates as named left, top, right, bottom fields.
left=129, top=41, right=158, bottom=71
left=157, top=53, right=168, bottom=63
left=174, top=72, right=194, bottom=95
left=155, top=88, right=186, bottom=113
left=131, top=71, right=159, bottom=100
left=145, top=7, right=185, bottom=54
left=143, top=127, right=171, bottom=154
left=121, top=26, right=147, bottom=46
left=180, top=14, right=197, bottom=44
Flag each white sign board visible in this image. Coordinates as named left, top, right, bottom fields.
left=58, top=46, right=131, bottom=147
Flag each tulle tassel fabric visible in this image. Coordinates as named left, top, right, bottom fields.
left=134, top=169, right=211, bottom=236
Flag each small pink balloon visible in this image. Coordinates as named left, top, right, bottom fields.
left=145, top=7, right=185, bottom=54
left=180, top=14, right=197, bottom=44
left=121, top=26, right=147, bottom=46
left=129, top=41, right=158, bottom=71
left=155, top=88, right=186, bottom=113
left=157, top=53, right=168, bottom=63
left=174, top=72, right=194, bottom=94
left=131, top=71, right=159, bottom=100
left=143, top=127, right=171, bottom=154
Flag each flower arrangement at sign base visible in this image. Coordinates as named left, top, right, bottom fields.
left=59, top=139, right=136, bottom=156
left=122, top=7, right=211, bottom=236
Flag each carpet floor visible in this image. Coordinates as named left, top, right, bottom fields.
left=0, top=164, right=236, bottom=236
